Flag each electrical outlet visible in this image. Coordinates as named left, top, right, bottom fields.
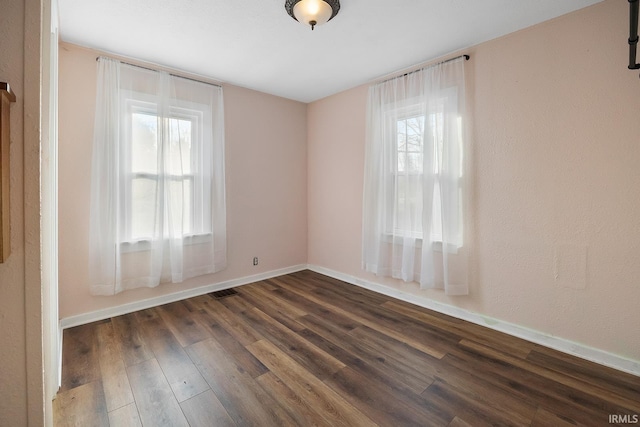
left=253, top=257, right=259, bottom=266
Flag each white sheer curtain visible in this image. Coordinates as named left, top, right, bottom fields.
left=89, top=57, right=227, bottom=295
left=362, top=57, right=470, bottom=295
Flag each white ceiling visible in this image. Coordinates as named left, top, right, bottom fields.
left=58, top=0, right=602, bottom=103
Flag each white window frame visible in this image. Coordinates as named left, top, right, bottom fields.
left=120, top=92, right=213, bottom=249
left=383, top=93, right=464, bottom=250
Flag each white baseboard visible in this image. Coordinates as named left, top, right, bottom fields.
left=307, top=264, right=640, bottom=377
left=59, top=264, right=307, bottom=330
left=60, top=262, right=639, bottom=377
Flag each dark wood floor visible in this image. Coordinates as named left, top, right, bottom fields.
left=54, top=270, right=640, bottom=426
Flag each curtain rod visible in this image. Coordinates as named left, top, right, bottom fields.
left=96, top=56, right=222, bottom=88
left=378, top=54, right=470, bottom=85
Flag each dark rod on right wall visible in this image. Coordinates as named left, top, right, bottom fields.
left=629, top=0, right=640, bottom=70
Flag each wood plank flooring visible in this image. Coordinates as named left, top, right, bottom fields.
left=54, top=270, right=640, bottom=426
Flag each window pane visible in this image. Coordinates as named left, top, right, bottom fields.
left=430, top=112, right=443, bottom=174
left=406, top=116, right=424, bottom=153
left=392, top=178, right=443, bottom=240
left=183, top=179, right=192, bottom=234
left=397, top=120, right=407, bottom=151
left=168, top=118, right=192, bottom=174
left=128, top=108, right=201, bottom=240
left=397, top=115, right=425, bottom=173
left=168, top=178, right=193, bottom=235
left=392, top=113, right=447, bottom=240
left=397, top=119, right=406, bottom=172
left=394, top=176, right=423, bottom=237
left=397, top=152, right=407, bottom=173
left=132, top=113, right=158, bottom=174
left=131, top=177, right=157, bottom=240
left=407, top=153, right=422, bottom=173
left=395, top=175, right=407, bottom=232
left=432, top=183, right=442, bottom=241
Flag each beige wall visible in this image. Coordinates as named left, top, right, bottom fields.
left=0, top=0, right=46, bottom=425
left=58, top=44, right=308, bottom=319
left=308, top=0, right=640, bottom=363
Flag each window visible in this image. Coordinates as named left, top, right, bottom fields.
left=362, top=56, right=468, bottom=294
left=90, top=57, right=226, bottom=295
left=392, top=111, right=425, bottom=239
left=126, top=100, right=209, bottom=242
left=387, top=101, right=462, bottom=246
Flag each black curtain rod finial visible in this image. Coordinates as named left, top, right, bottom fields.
left=629, top=0, right=640, bottom=70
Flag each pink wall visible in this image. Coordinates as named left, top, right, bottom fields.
left=308, top=0, right=640, bottom=362
left=58, top=44, right=308, bottom=319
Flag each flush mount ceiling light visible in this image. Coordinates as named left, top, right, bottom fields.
left=285, top=0, right=340, bottom=31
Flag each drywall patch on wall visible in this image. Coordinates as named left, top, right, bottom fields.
left=553, top=243, right=588, bottom=290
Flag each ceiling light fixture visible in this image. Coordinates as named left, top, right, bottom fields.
left=285, top=0, right=340, bottom=31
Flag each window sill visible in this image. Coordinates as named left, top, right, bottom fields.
left=381, top=233, right=461, bottom=254
left=120, top=233, right=213, bottom=253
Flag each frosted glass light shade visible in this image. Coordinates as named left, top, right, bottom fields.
left=285, top=0, right=340, bottom=31
left=293, top=0, right=332, bottom=28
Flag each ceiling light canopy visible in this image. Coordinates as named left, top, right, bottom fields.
left=285, top=0, right=340, bottom=31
